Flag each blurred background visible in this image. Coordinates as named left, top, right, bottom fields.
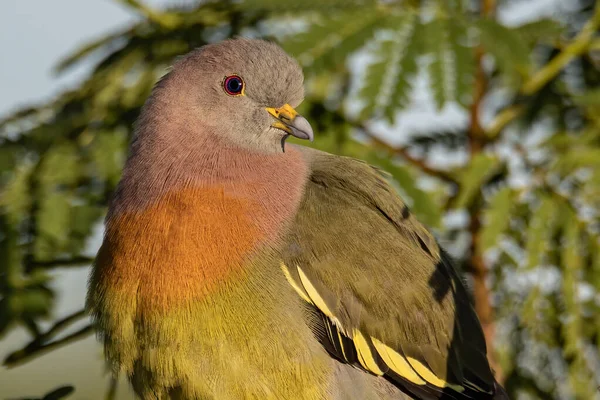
left=1, top=0, right=599, bottom=399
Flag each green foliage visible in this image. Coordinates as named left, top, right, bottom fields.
left=281, top=8, right=384, bottom=74
left=476, top=17, right=532, bottom=83
left=451, top=153, right=503, bottom=209
left=514, top=18, right=565, bottom=46
left=480, top=186, right=515, bottom=252
left=424, top=17, right=455, bottom=109
left=524, top=195, right=560, bottom=270
left=359, top=12, right=422, bottom=121
left=1, top=0, right=599, bottom=399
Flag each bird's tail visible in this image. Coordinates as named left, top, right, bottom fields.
left=493, top=381, right=510, bottom=400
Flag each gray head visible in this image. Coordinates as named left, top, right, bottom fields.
left=143, top=38, right=313, bottom=153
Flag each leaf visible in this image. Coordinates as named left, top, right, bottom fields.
left=422, top=13, right=475, bottom=110
left=282, top=9, right=383, bottom=74
left=38, top=144, right=80, bottom=190
left=522, top=287, right=557, bottom=346
left=447, top=17, right=475, bottom=108
left=542, top=130, right=597, bottom=150
left=553, top=148, right=600, bottom=175
left=524, top=195, right=561, bottom=269
left=68, top=205, right=104, bottom=254
left=34, top=192, right=71, bottom=261
left=424, top=18, right=452, bottom=110
left=480, top=186, right=516, bottom=252
left=18, top=288, right=54, bottom=317
left=559, top=214, right=596, bottom=398
left=0, top=145, right=22, bottom=176
left=452, top=153, right=503, bottom=209
left=360, top=12, right=421, bottom=121
left=0, top=163, right=34, bottom=228
left=572, top=88, right=600, bottom=106
left=514, top=18, right=564, bottom=46
left=387, top=15, right=423, bottom=120
left=6, top=287, right=53, bottom=320
left=476, top=18, right=531, bottom=83
left=89, top=130, right=127, bottom=187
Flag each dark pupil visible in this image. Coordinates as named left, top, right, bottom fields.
left=227, top=78, right=241, bottom=93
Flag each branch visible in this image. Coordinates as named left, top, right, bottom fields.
left=467, top=0, right=503, bottom=383
left=3, top=309, right=93, bottom=368
left=30, top=256, right=95, bottom=269
left=521, top=4, right=600, bottom=95
left=485, top=105, right=525, bottom=140
left=354, top=122, right=458, bottom=184
left=4, top=325, right=93, bottom=368
left=482, top=5, right=600, bottom=140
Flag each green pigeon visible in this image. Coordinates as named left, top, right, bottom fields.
left=87, top=37, right=509, bottom=400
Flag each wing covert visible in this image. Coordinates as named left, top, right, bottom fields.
left=282, top=150, right=500, bottom=399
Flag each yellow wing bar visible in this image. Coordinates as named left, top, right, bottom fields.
left=280, top=262, right=490, bottom=396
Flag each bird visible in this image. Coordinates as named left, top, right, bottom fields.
left=87, top=37, right=509, bottom=400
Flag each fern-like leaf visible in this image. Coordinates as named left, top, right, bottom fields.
left=477, top=18, right=531, bottom=84
left=359, top=12, right=421, bottom=122
left=424, top=18, right=452, bottom=109
left=452, top=153, right=503, bottom=209
left=524, top=195, right=560, bottom=269
left=514, top=18, right=564, bottom=46
left=480, top=186, right=516, bottom=252
left=448, top=17, right=475, bottom=108
left=282, top=9, right=384, bottom=75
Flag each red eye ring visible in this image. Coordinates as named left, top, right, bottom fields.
left=223, top=75, right=244, bottom=96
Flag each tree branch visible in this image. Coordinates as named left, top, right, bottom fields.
left=3, top=309, right=93, bottom=368
left=485, top=105, right=525, bottom=141
left=468, top=0, right=503, bottom=383
left=521, top=3, right=600, bottom=96
left=482, top=5, right=600, bottom=140
left=30, top=256, right=95, bottom=269
left=354, top=122, right=458, bottom=184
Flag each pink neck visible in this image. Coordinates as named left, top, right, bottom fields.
left=109, top=124, right=309, bottom=239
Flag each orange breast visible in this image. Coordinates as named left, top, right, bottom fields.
left=96, top=185, right=262, bottom=313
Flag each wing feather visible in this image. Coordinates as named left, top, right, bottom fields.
left=281, top=151, right=503, bottom=399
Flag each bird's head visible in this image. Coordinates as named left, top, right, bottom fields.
left=148, top=38, right=313, bottom=153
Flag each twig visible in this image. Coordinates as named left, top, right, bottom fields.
left=3, top=309, right=92, bottom=368
left=30, top=256, right=95, bottom=269
left=353, top=122, right=458, bottom=184
left=482, top=5, right=600, bottom=140
left=4, top=325, right=94, bottom=368
left=485, top=105, right=525, bottom=140
left=521, top=3, right=600, bottom=95
left=467, top=0, right=504, bottom=383
left=43, top=310, right=88, bottom=339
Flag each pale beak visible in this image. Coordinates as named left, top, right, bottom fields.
left=266, top=104, right=314, bottom=152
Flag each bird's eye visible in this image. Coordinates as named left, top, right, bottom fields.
left=223, top=75, right=244, bottom=96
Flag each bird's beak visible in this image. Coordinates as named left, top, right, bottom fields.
left=266, top=104, right=314, bottom=152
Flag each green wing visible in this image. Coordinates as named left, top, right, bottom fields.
left=282, top=151, right=499, bottom=400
